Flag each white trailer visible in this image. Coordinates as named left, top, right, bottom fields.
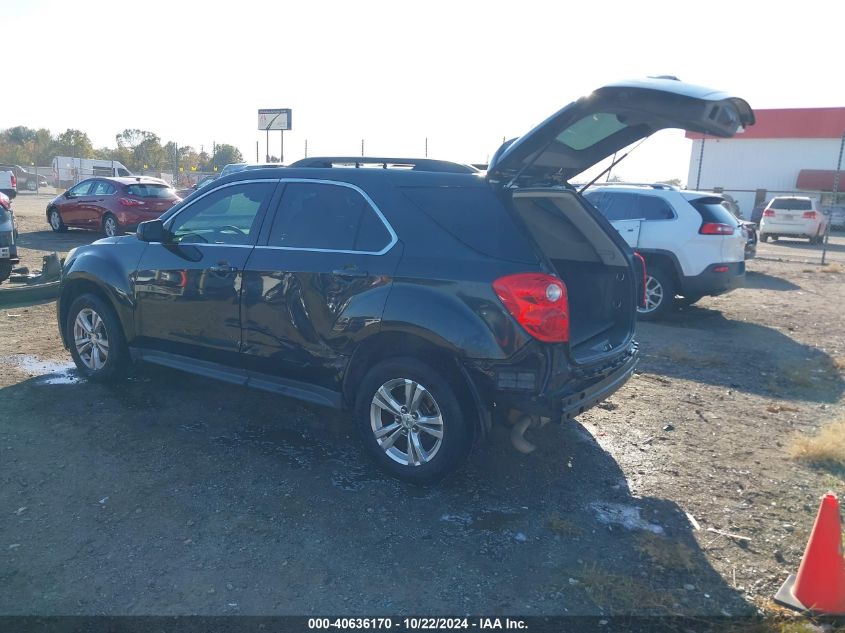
left=52, top=157, right=132, bottom=188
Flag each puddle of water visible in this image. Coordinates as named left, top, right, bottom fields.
left=4, top=355, right=81, bottom=385
left=589, top=501, right=664, bottom=534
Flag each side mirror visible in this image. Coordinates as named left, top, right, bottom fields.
left=63, top=190, right=71, bottom=198
left=137, top=219, right=166, bottom=243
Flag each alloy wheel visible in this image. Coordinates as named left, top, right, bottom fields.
left=638, top=274, right=664, bottom=314
left=104, top=216, right=117, bottom=237
left=370, top=378, right=444, bottom=466
left=50, top=210, right=61, bottom=230
left=73, top=308, right=110, bottom=370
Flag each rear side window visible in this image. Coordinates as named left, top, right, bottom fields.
left=770, top=198, right=812, bottom=210
left=126, top=184, right=175, bottom=198
left=268, top=182, right=392, bottom=253
left=91, top=181, right=116, bottom=195
left=689, top=197, right=740, bottom=226
left=401, top=185, right=536, bottom=263
left=636, top=195, right=674, bottom=220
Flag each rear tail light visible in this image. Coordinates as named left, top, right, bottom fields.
left=10, top=174, right=16, bottom=188
left=699, top=223, right=735, bottom=235
left=633, top=251, right=647, bottom=307
left=803, top=211, right=817, bottom=219
left=713, top=266, right=729, bottom=273
left=762, top=209, right=775, bottom=217
left=118, top=197, right=144, bottom=207
left=493, top=273, right=569, bottom=343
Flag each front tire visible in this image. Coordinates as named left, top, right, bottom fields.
left=48, top=207, right=67, bottom=233
left=354, top=357, right=472, bottom=483
left=637, top=267, right=675, bottom=321
left=66, top=294, right=129, bottom=382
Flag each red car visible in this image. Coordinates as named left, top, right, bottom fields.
left=46, top=177, right=181, bottom=237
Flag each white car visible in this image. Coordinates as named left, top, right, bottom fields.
left=584, top=184, right=747, bottom=319
left=759, top=196, right=828, bottom=243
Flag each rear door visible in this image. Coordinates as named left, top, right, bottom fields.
left=134, top=179, right=278, bottom=366
left=84, top=180, right=118, bottom=226
left=241, top=179, right=401, bottom=396
left=583, top=191, right=641, bottom=247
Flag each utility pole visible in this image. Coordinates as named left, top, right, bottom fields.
left=821, top=131, right=845, bottom=265
left=695, top=138, right=706, bottom=190
left=361, top=139, right=365, bottom=157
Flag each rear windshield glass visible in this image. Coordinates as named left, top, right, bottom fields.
left=689, top=197, right=740, bottom=225
left=770, top=198, right=812, bottom=210
left=126, top=184, right=174, bottom=198
left=558, top=113, right=627, bottom=150
left=401, top=186, right=536, bottom=263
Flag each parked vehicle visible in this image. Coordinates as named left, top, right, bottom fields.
left=0, top=164, right=49, bottom=191
left=759, top=196, right=828, bottom=243
left=721, top=198, right=757, bottom=259
left=218, top=163, right=283, bottom=179
left=0, top=192, right=19, bottom=283
left=57, top=78, right=753, bottom=481
left=194, top=174, right=217, bottom=190
left=46, top=177, right=181, bottom=237
left=822, top=205, right=845, bottom=230
left=0, top=170, right=16, bottom=199
left=52, top=157, right=132, bottom=189
left=584, top=184, right=747, bottom=318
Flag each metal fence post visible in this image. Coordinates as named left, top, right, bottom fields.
left=821, top=131, right=845, bottom=265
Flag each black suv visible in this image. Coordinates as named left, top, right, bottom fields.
left=57, top=78, right=753, bottom=481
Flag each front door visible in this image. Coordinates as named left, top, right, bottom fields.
left=134, top=180, right=279, bottom=366
left=60, top=180, right=94, bottom=227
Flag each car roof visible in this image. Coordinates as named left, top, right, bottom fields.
left=214, top=165, right=484, bottom=188
left=290, top=156, right=478, bottom=174
left=82, top=176, right=170, bottom=186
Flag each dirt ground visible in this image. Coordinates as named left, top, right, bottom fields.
left=2, top=192, right=845, bottom=620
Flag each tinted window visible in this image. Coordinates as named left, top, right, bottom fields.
left=68, top=181, right=93, bottom=196
left=91, top=181, right=116, bottom=195
left=126, top=184, right=174, bottom=198
left=169, top=182, right=274, bottom=245
left=268, top=182, right=391, bottom=252
left=689, top=197, right=740, bottom=225
left=584, top=191, right=636, bottom=222
left=401, top=185, right=536, bottom=263
left=770, top=198, right=813, bottom=210
left=635, top=195, right=674, bottom=220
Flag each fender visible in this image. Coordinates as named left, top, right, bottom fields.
left=58, top=237, right=147, bottom=346
left=635, top=248, right=684, bottom=280
left=380, top=281, right=530, bottom=360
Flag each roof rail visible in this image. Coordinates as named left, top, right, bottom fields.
left=288, top=156, right=479, bottom=174
left=586, top=181, right=680, bottom=191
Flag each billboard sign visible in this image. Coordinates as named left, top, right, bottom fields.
left=258, top=108, right=292, bottom=131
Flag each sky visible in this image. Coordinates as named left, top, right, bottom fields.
left=5, top=0, right=845, bottom=184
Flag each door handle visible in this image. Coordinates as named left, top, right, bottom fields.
left=332, top=267, right=368, bottom=278
left=208, top=262, right=238, bottom=274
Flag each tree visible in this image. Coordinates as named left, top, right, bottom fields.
left=210, top=144, right=243, bottom=170
left=55, top=129, right=94, bottom=158
left=116, top=129, right=164, bottom=171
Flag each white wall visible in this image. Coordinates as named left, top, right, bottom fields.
left=686, top=137, right=844, bottom=218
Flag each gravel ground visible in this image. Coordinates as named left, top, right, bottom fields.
left=1, top=193, right=844, bottom=618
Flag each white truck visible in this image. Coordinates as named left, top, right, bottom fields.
left=0, top=170, right=16, bottom=199
left=52, top=157, right=132, bottom=188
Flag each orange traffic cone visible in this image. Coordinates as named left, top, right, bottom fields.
left=774, top=492, right=845, bottom=614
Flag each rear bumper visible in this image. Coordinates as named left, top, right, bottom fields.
left=680, top=261, right=745, bottom=297
left=760, top=221, right=823, bottom=237
left=475, top=342, right=639, bottom=420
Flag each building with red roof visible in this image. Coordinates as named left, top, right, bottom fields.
left=685, top=108, right=845, bottom=218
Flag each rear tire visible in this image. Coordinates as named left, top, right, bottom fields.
left=760, top=233, right=769, bottom=242
left=48, top=207, right=67, bottom=233
left=66, top=293, right=129, bottom=382
left=637, top=267, right=675, bottom=321
left=102, top=214, right=122, bottom=237
left=354, top=356, right=472, bottom=483
left=0, top=260, right=11, bottom=284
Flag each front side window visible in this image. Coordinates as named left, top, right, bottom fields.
left=168, top=181, right=275, bottom=245
left=268, top=182, right=391, bottom=252
left=585, top=191, right=636, bottom=222
left=68, top=181, right=93, bottom=197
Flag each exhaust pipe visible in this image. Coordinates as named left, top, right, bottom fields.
left=511, top=414, right=537, bottom=454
